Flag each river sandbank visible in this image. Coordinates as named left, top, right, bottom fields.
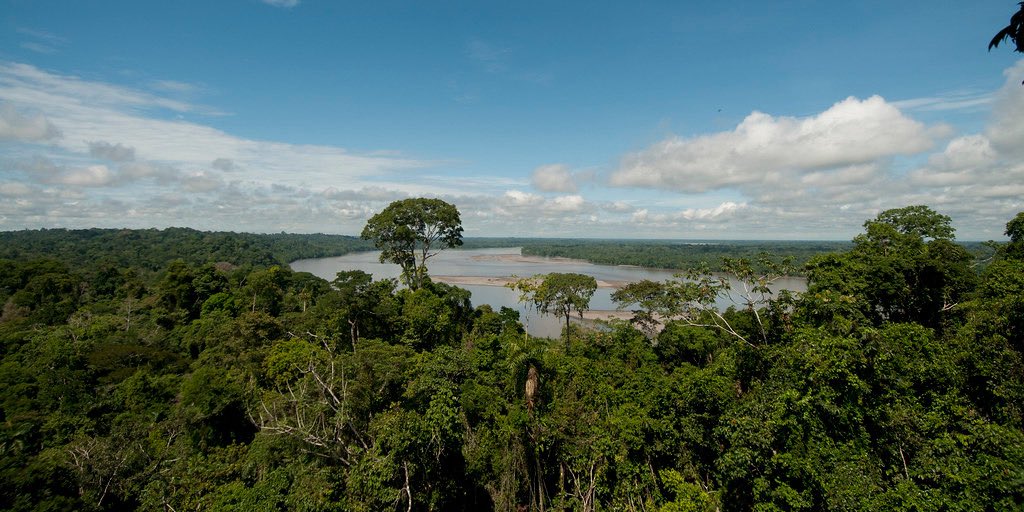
left=431, top=275, right=633, bottom=289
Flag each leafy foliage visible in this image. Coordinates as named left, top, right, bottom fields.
left=0, top=227, right=373, bottom=271
left=989, top=1, right=1024, bottom=53
left=360, top=198, right=464, bottom=290
left=508, top=273, right=597, bottom=345
left=1, top=208, right=1022, bottom=511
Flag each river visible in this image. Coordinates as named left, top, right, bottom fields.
left=291, top=247, right=806, bottom=338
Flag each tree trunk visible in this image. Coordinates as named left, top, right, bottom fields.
left=349, top=319, right=358, bottom=351
left=564, top=314, right=571, bottom=350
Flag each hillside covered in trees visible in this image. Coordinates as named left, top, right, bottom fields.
left=1, top=206, right=1022, bottom=511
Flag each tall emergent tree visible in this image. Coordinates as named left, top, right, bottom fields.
left=360, top=198, right=463, bottom=290
left=805, top=205, right=975, bottom=329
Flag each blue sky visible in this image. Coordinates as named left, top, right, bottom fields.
left=0, top=1, right=1021, bottom=239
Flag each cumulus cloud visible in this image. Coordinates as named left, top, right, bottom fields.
left=502, top=190, right=544, bottom=207
left=88, top=141, right=135, bottom=162
left=680, top=201, right=747, bottom=221
left=985, top=61, right=1024, bottom=155
left=0, top=104, right=61, bottom=141
left=900, top=65, right=1024, bottom=237
left=597, top=88, right=1024, bottom=238
left=627, top=202, right=748, bottom=226
left=57, top=165, right=116, bottom=187
left=531, top=164, right=578, bottom=192
left=549, top=195, right=585, bottom=212
left=496, top=191, right=588, bottom=215
left=611, top=95, right=939, bottom=194
left=2, top=57, right=1022, bottom=239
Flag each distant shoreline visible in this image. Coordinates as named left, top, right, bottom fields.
left=431, top=274, right=632, bottom=289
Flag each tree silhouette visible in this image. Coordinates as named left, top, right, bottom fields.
left=990, top=2, right=1024, bottom=53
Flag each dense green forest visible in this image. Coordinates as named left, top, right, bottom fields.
left=1, top=207, right=1022, bottom=511
left=0, top=228, right=375, bottom=271
left=520, top=240, right=998, bottom=275
left=522, top=240, right=852, bottom=274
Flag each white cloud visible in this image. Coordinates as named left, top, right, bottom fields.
left=680, top=201, right=746, bottom=221
left=88, top=141, right=135, bottom=161
left=531, top=163, right=578, bottom=192
left=624, top=202, right=748, bottom=228
left=0, top=103, right=61, bottom=141
left=118, top=161, right=179, bottom=182
left=502, top=190, right=544, bottom=207
left=550, top=194, right=585, bottom=212
left=985, top=61, right=1024, bottom=156
left=611, top=95, right=939, bottom=194
left=1, top=57, right=1022, bottom=240
left=598, top=86, right=1024, bottom=239
left=800, top=164, right=880, bottom=188
left=892, top=91, right=993, bottom=112
left=262, top=0, right=300, bottom=7
left=322, top=186, right=402, bottom=201
left=499, top=191, right=588, bottom=216
left=57, top=165, right=115, bottom=187
left=603, top=201, right=635, bottom=213
left=0, top=62, right=432, bottom=190
left=0, top=62, right=196, bottom=114
left=900, top=65, right=1024, bottom=238
left=211, top=158, right=236, bottom=171
left=0, top=182, right=32, bottom=196
left=181, top=171, right=223, bottom=192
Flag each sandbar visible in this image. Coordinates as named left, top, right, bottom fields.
left=431, top=275, right=632, bottom=289
left=467, top=253, right=587, bottom=265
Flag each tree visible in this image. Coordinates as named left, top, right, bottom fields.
left=866, top=205, right=954, bottom=241
left=990, top=2, right=1024, bottom=53
left=1006, top=211, right=1024, bottom=243
left=612, top=254, right=794, bottom=347
left=610, top=279, right=677, bottom=339
left=806, top=205, right=975, bottom=328
left=360, top=198, right=463, bottom=290
left=509, top=272, right=597, bottom=346
left=332, top=270, right=374, bottom=349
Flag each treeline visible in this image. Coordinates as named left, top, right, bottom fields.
left=0, top=208, right=1022, bottom=511
left=0, top=228, right=374, bottom=272
left=520, top=240, right=852, bottom=274
left=520, top=239, right=998, bottom=275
